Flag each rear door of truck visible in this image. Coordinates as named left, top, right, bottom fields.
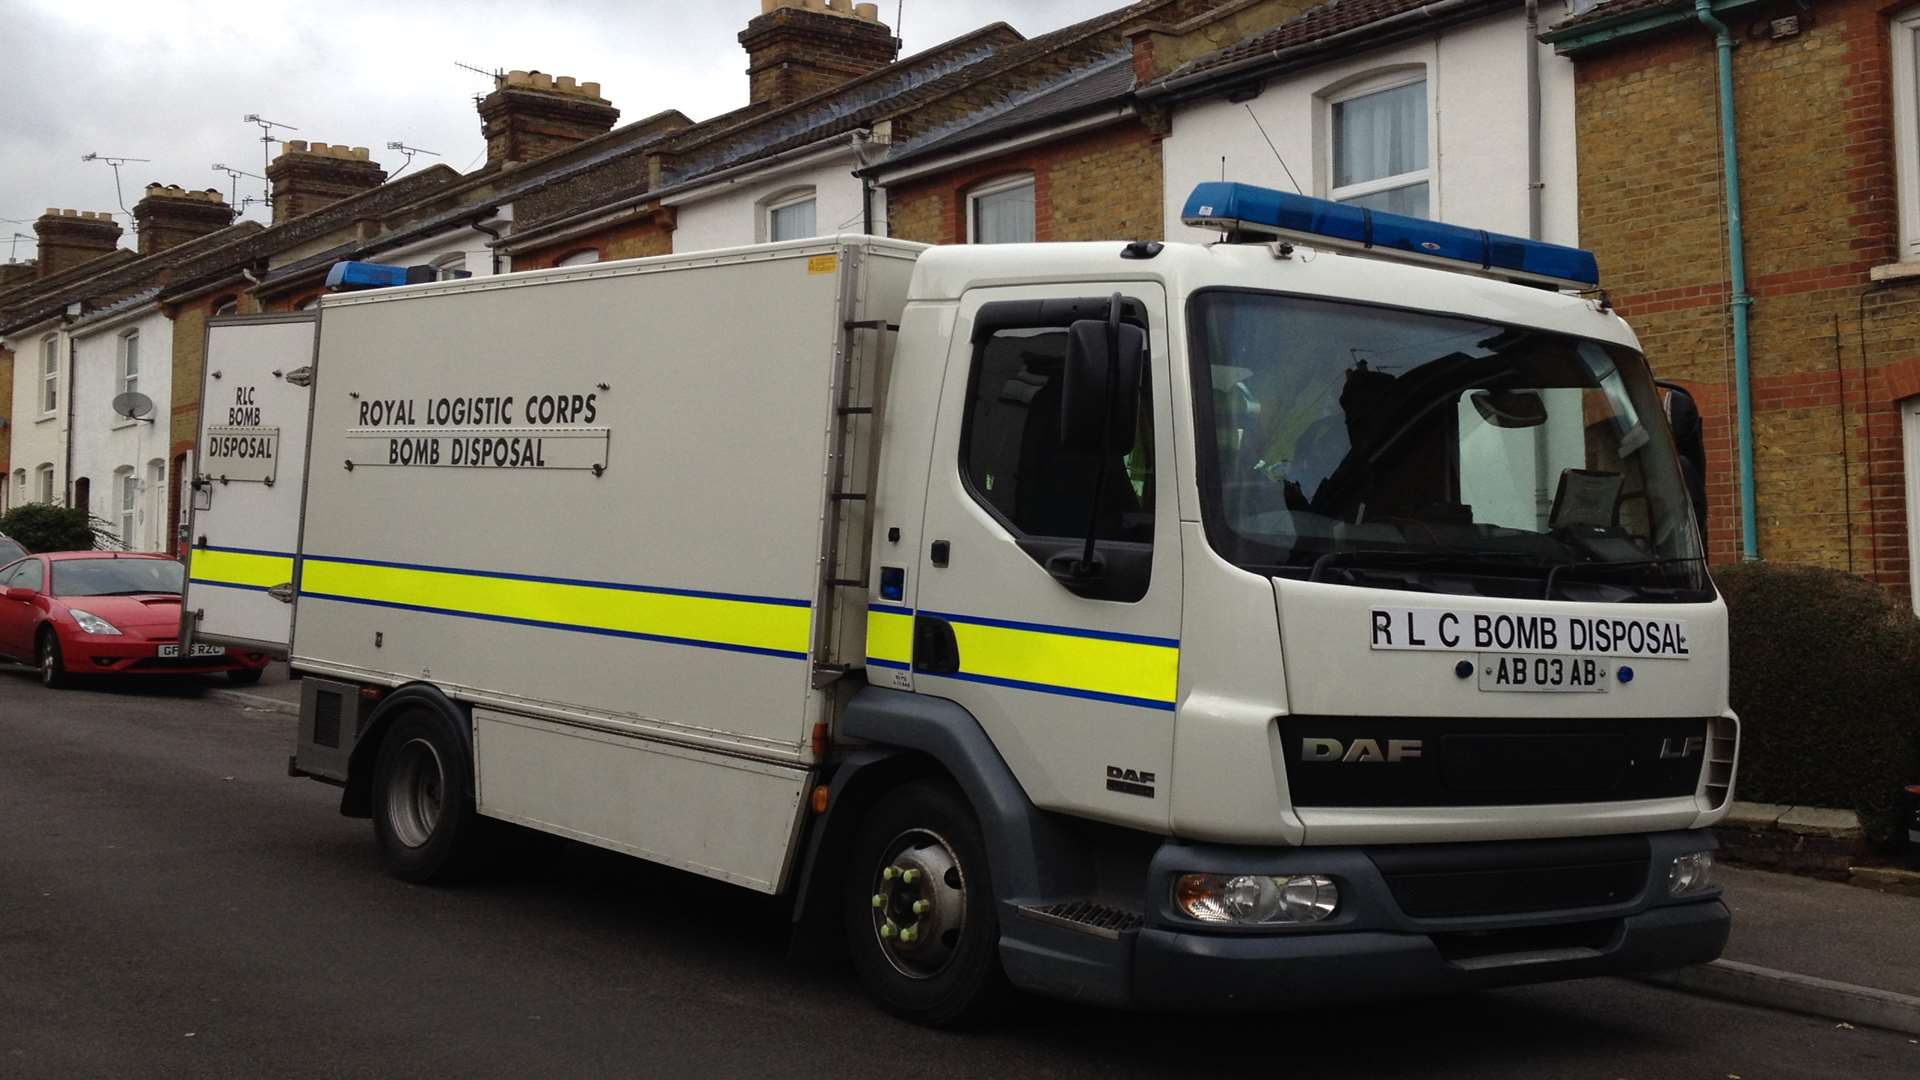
left=179, top=312, right=317, bottom=655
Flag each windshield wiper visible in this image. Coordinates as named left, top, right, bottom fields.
left=1544, top=556, right=1708, bottom=600
left=82, top=589, right=181, bottom=597
left=1308, top=548, right=1547, bottom=583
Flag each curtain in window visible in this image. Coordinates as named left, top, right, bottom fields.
left=770, top=198, right=817, bottom=242
left=1333, top=81, right=1428, bottom=188
left=973, top=183, right=1035, bottom=244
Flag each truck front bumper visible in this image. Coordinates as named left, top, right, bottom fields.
left=1130, top=897, right=1727, bottom=1009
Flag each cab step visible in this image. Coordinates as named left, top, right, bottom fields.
left=1016, top=900, right=1144, bottom=940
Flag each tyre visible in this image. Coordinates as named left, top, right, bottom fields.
left=370, top=707, right=478, bottom=884
left=225, top=667, right=264, bottom=687
left=38, top=631, right=72, bottom=690
left=843, top=779, right=1005, bottom=1027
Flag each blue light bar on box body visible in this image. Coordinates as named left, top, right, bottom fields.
left=1181, top=182, right=1600, bottom=290
left=324, top=261, right=437, bottom=290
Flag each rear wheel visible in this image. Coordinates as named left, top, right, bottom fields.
left=843, top=779, right=1005, bottom=1026
left=371, top=708, right=478, bottom=883
left=38, top=631, right=72, bottom=690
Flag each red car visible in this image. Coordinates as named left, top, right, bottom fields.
left=0, top=551, right=270, bottom=689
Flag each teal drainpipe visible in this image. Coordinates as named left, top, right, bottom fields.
left=1696, top=0, right=1760, bottom=561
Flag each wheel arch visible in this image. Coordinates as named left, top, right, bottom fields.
left=340, top=682, right=472, bottom=819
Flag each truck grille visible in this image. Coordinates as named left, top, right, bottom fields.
left=1370, top=836, right=1650, bottom=918
left=1279, top=716, right=1711, bottom=808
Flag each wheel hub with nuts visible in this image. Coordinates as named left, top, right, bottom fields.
left=869, top=829, right=967, bottom=979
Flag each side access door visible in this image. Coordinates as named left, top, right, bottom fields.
left=180, top=313, right=318, bottom=656
left=908, top=286, right=1182, bottom=832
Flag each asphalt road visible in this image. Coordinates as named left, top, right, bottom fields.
left=2, top=668, right=1915, bottom=1080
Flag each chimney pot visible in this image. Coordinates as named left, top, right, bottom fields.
left=33, top=206, right=123, bottom=277
left=266, top=139, right=387, bottom=224
left=133, top=179, right=237, bottom=255
left=477, top=67, right=619, bottom=166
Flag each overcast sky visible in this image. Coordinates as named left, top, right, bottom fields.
left=2, top=0, right=1120, bottom=260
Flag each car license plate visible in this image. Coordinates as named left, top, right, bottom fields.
left=1477, top=653, right=1609, bottom=693
left=157, top=644, right=226, bottom=658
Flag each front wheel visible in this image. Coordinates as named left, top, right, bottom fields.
left=370, top=708, right=478, bottom=883
left=225, top=667, right=264, bottom=687
left=38, top=632, right=72, bottom=690
left=843, top=779, right=1005, bottom=1027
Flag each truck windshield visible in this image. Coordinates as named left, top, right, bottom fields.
left=1189, top=291, right=1709, bottom=601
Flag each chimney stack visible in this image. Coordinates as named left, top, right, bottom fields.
left=0, top=262, right=35, bottom=290
left=740, top=0, right=897, bottom=110
left=476, top=70, right=620, bottom=168
left=132, top=184, right=236, bottom=255
left=266, top=142, right=387, bottom=224
left=33, top=209, right=123, bottom=278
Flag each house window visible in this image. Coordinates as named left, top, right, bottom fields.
left=36, top=464, right=55, bottom=503
left=296, top=296, right=322, bottom=311
left=213, top=298, right=239, bottom=317
left=41, top=335, right=59, bottom=414
left=434, top=253, right=469, bottom=280
left=1905, top=399, right=1920, bottom=613
left=147, top=460, right=166, bottom=551
left=119, top=330, right=140, bottom=400
left=767, top=191, right=818, bottom=242
left=117, top=467, right=137, bottom=548
left=1330, top=77, right=1430, bottom=217
left=1893, top=11, right=1920, bottom=257
left=72, top=477, right=90, bottom=514
left=969, top=176, right=1036, bottom=244
left=555, top=248, right=601, bottom=267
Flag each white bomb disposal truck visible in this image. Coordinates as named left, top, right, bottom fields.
left=182, top=182, right=1735, bottom=1025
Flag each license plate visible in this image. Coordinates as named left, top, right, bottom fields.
left=1477, top=653, right=1610, bottom=693
left=158, top=644, right=226, bottom=658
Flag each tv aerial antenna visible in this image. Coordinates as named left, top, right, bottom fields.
left=385, top=141, right=441, bottom=179
left=80, top=152, right=151, bottom=228
left=454, top=60, right=505, bottom=105
left=8, top=232, right=33, bottom=262
left=211, top=163, right=266, bottom=209
left=242, top=114, right=300, bottom=207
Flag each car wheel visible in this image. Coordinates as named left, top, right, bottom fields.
left=38, top=631, right=72, bottom=690
left=226, top=667, right=264, bottom=687
left=371, top=708, right=478, bottom=884
left=843, top=779, right=1006, bottom=1027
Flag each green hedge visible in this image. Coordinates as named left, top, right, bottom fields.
left=1716, top=562, right=1920, bottom=847
left=0, top=504, right=119, bottom=553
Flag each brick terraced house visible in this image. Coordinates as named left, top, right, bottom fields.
left=1544, top=0, right=1920, bottom=609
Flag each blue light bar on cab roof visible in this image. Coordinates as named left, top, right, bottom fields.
left=1181, top=182, right=1600, bottom=291
left=324, top=261, right=439, bottom=291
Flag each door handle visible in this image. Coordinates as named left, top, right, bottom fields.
left=930, top=540, right=950, bottom=568
left=912, top=615, right=959, bottom=674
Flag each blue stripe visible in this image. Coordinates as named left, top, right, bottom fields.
left=866, top=657, right=911, bottom=671
left=301, top=592, right=808, bottom=662
left=918, top=669, right=1176, bottom=712
left=918, top=608, right=1179, bottom=649
left=867, top=602, right=913, bottom=614
left=187, top=579, right=277, bottom=594
left=199, top=544, right=297, bottom=560
left=305, top=553, right=811, bottom=609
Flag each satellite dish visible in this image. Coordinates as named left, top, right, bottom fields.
left=112, top=391, right=155, bottom=423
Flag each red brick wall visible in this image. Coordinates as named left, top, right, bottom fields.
left=514, top=212, right=675, bottom=269
left=886, top=121, right=1163, bottom=246
left=1570, top=0, right=1920, bottom=596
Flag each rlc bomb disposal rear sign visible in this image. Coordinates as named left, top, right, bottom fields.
left=342, top=391, right=609, bottom=472
left=203, top=386, right=280, bottom=484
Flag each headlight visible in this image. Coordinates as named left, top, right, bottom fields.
left=1174, top=873, right=1339, bottom=925
left=1668, top=851, right=1715, bottom=896
left=69, top=609, right=123, bottom=636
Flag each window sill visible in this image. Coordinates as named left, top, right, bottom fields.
left=1869, top=260, right=1920, bottom=283
left=35, top=413, right=57, bottom=425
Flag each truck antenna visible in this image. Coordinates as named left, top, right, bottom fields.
left=1242, top=105, right=1302, bottom=195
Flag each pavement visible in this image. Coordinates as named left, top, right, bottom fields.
left=4, top=665, right=1919, bottom=1078
left=1717, top=865, right=1920, bottom=999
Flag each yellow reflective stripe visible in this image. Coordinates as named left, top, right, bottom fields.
left=866, top=607, right=914, bottom=667
left=948, top=619, right=1178, bottom=707
left=300, top=558, right=812, bottom=658
left=189, top=549, right=294, bottom=589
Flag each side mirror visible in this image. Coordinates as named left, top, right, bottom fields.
left=3, top=587, right=33, bottom=602
left=1060, top=317, right=1146, bottom=453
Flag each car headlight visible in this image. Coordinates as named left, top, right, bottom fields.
left=1668, top=851, right=1715, bottom=896
left=69, top=608, right=123, bottom=636
left=1174, top=873, right=1339, bottom=925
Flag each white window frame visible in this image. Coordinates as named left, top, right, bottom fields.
left=1892, top=10, right=1920, bottom=259
left=1323, top=70, right=1434, bottom=214
left=36, top=464, right=55, bottom=504
left=212, top=299, right=239, bottom=317
left=764, top=188, right=819, bottom=244
left=117, top=330, right=140, bottom=426
left=116, top=466, right=137, bottom=548
left=40, top=335, right=59, bottom=416
left=555, top=248, right=601, bottom=268
left=966, top=174, right=1037, bottom=245
left=433, top=252, right=469, bottom=280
